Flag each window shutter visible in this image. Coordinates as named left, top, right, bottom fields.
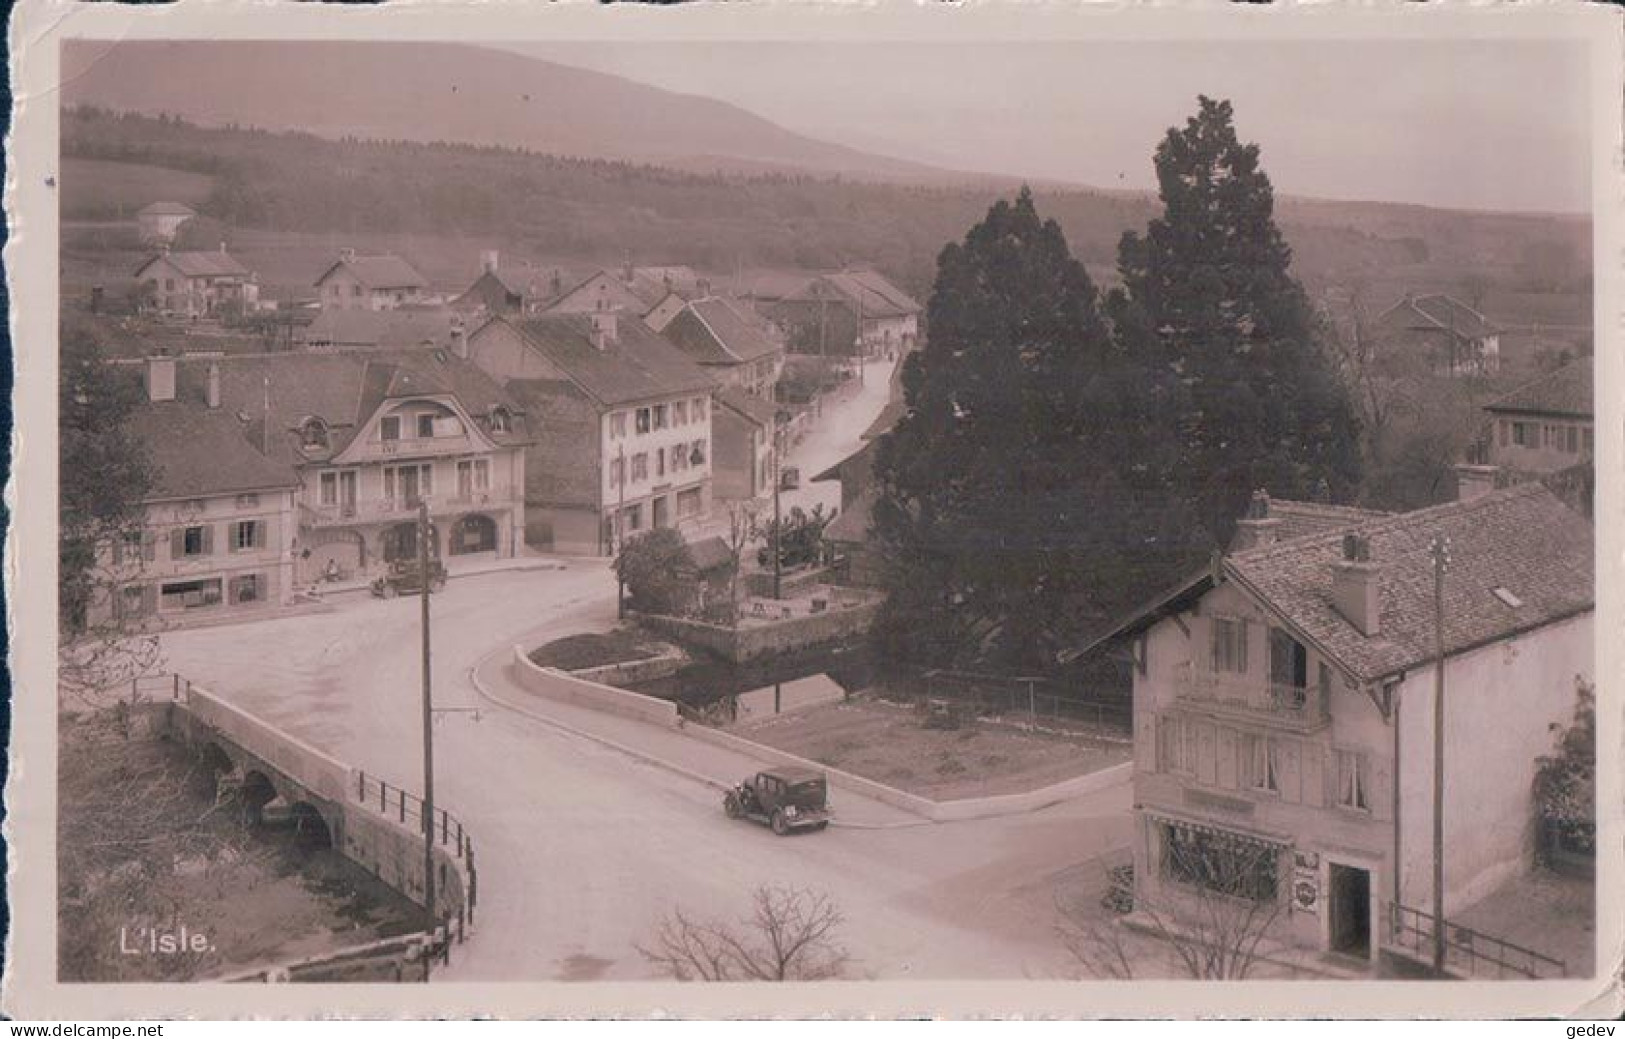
left=1278, top=741, right=1302, bottom=803
left=144, top=533, right=157, bottom=562
left=1238, top=619, right=1249, bottom=673
left=170, top=529, right=185, bottom=559
left=1209, top=623, right=1221, bottom=672
left=1216, top=728, right=1238, bottom=789
left=141, top=585, right=157, bottom=616
left=1301, top=744, right=1325, bottom=808
left=1196, top=723, right=1218, bottom=785
left=200, top=525, right=214, bottom=555
left=1369, top=755, right=1393, bottom=821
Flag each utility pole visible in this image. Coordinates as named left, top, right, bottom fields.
left=418, top=500, right=437, bottom=983
left=772, top=421, right=783, bottom=601
left=616, top=443, right=627, bottom=618
left=1430, top=534, right=1450, bottom=975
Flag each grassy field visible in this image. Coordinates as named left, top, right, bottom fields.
left=60, top=156, right=217, bottom=219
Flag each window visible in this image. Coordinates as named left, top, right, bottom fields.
left=1498, top=420, right=1509, bottom=448
left=173, top=525, right=212, bottom=559
left=624, top=504, right=643, bottom=532
left=690, top=440, right=707, bottom=467
left=610, top=412, right=627, bottom=439
left=1242, top=734, right=1279, bottom=793
left=456, top=459, right=490, bottom=498
left=1210, top=616, right=1249, bottom=673
left=417, top=414, right=437, bottom=439
left=161, top=578, right=223, bottom=610
left=381, top=416, right=402, bottom=442
left=1157, top=716, right=1195, bottom=775
left=677, top=488, right=702, bottom=519
left=1511, top=421, right=1534, bottom=447
left=693, top=396, right=707, bottom=419
left=653, top=404, right=668, bottom=431
left=1565, top=426, right=1580, bottom=454
left=631, top=453, right=648, bottom=481
left=384, top=464, right=433, bottom=504
left=674, top=400, right=688, bottom=426
left=610, top=456, right=625, bottom=488
left=656, top=447, right=666, bottom=478
left=672, top=445, right=688, bottom=473
left=164, top=278, right=175, bottom=291
left=299, top=418, right=329, bottom=450
left=118, top=584, right=154, bottom=620
left=235, top=493, right=260, bottom=509
left=231, top=520, right=262, bottom=552
left=351, top=284, right=362, bottom=298
left=1336, top=749, right=1369, bottom=811
left=1584, top=428, right=1595, bottom=455
left=490, top=407, right=513, bottom=434
left=636, top=408, right=652, bottom=435
left=229, top=574, right=262, bottom=605
left=1162, top=823, right=1279, bottom=902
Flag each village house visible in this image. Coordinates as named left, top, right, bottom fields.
left=315, top=249, right=430, bottom=311
left=1371, top=292, right=1502, bottom=377
left=772, top=269, right=922, bottom=357
left=465, top=310, right=720, bottom=555
left=136, top=201, right=196, bottom=244
left=662, top=296, right=787, bottom=399
left=712, top=387, right=780, bottom=503
left=94, top=355, right=302, bottom=630
left=810, top=440, right=882, bottom=588
left=300, top=307, right=467, bottom=353
left=546, top=264, right=710, bottom=332
left=450, top=252, right=565, bottom=318
left=1080, top=485, right=1592, bottom=975
left=1479, top=360, right=1593, bottom=476
left=138, top=347, right=531, bottom=589
left=133, top=244, right=259, bottom=320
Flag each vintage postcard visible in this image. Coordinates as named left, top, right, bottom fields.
left=5, top=0, right=1622, bottom=1020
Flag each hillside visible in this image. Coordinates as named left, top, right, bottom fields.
left=60, top=109, right=1590, bottom=339
left=60, top=40, right=953, bottom=184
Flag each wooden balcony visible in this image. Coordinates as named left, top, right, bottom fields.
left=1171, top=661, right=1329, bottom=732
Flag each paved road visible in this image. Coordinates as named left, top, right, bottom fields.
left=160, top=563, right=1132, bottom=982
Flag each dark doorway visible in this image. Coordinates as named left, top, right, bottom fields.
left=652, top=495, right=670, bottom=529
left=450, top=514, right=498, bottom=555
left=1329, top=864, right=1372, bottom=958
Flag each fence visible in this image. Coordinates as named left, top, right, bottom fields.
left=1383, top=901, right=1566, bottom=979
left=920, top=669, right=1132, bottom=733
left=355, top=770, right=472, bottom=865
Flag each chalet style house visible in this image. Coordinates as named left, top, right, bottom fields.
left=315, top=249, right=430, bottom=311
left=1372, top=293, right=1501, bottom=377
left=546, top=264, right=709, bottom=333
left=1085, top=485, right=1592, bottom=975
left=466, top=311, right=720, bottom=555
left=95, top=355, right=302, bottom=629
left=662, top=296, right=786, bottom=399
left=772, top=269, right=921, bottom=357
left=450, top=252, right=563, bottom=317
left=133, top=245, right=258, bottom=319
left=136, top=201, right=196, bottom=244
left=1456, top=360, right=1594, bottom=516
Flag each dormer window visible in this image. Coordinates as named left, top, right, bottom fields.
left=490, top=406, right=513, bottom=434
left=299, top=417, right=330, bottom=450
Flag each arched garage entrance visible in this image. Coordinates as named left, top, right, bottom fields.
left=302, top=530, right=366, bottom=583
left=449, top=514, right=498, bottom=557
left=382, top=521, right=440, bottom=564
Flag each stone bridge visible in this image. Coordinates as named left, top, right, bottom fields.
left=136, top=674, right=477, bottom=977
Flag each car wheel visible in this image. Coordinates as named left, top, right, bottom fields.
left=771, top=810, right=790, bottom=836
left=815, top=821, right=829, bottom=832
left=724, top=793, right=743, bottom=819
left=381, top=583, right=398, bottom=599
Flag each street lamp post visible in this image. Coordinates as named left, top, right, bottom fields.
left=1429, top=534, right=1450, bottom=975
left=418, top=501, right=437, bottom=983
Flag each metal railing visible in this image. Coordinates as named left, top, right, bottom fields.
left=1172, top=662, right=1328, bottom=729
left=301, top=491, right=516, bottom=526
left=1383, top=901, right=1566, bottom=979
left=355, top=770, right=472, bottom=865
left=920, top=669, right=1132, bottom=733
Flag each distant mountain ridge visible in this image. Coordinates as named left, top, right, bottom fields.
left=61, top=40, right=968, bottom=184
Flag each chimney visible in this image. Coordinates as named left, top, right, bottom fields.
left=591, top=310, right=618, bottom=351
left=698, top=277, right=712, bottom=299
left=1454, top=462, right=1498, bottom=503
left=550, top=269, right=563, bottom=297
left=482, top=250, right=500, bottom=274
left=340, top=247, right=356, bottom=264
left=219, top=241, right=228, bottom=255
left=1230, top=489, right=1282, bottom=552
left=623, top=255, right=635, bottom=284
left=450, top=322, right=468, bottom=359
left=206, top=361, right=221, bottom=409
left=145, top=353, right=177, bottom=403
left=1331, top=533, right=1381, bottom=636
left=160, top=241, right=171, bottom=256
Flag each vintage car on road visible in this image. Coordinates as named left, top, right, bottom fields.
left=723, top=767, right=832, bottom=835
left=370, top=557, right=448, bottom=598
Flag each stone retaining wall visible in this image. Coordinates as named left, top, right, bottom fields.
left=511, top=646, right=681, bottom=727
left=566, top=645, right=687, bottom=688
left=635, top=598, right=882, bottom=664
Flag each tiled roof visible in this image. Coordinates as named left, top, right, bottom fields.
left=785, top=270, right=922, bottom=319
left=1484, top=361, right=1593, bottom=418
left=127, top=402, right=300, bottom=501
left=1238, top=499, right=1391, bottom=546
left=1376, top=293, right=1497, bottom=340
left=316, top=254, right=428, bottom=290
left=506, top=314, right=718, bottom=407
left=715, top=386, right=779, bottom=428
left=683, top=297, right=784, bottom=364
left=1227, top=483, right=1592, bottom=682
left=163, top=349, right=528, bottom=468
left=135, top=250, right=251, bottom=279
left=138, top=202, right=197, bottom=217
left=303, top=308, right=464, bottom=350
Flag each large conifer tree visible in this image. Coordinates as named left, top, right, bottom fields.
left=1110, top=96, right=1363, bottom=543
left=873, top=189, right=1203, bottom=669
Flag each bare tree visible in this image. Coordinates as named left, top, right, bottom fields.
left=640, top=885, right=850, bottom=981
left=1058, top=842, right=1285, bottom=981
left=722, top=501, right=759, bottom=623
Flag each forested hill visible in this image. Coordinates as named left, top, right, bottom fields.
left=62, top=107, right=1589, bottom=304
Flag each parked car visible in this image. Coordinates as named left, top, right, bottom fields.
left=723, top=767, right=831, bottom=835
left=370, top=558, right=448, bottom=598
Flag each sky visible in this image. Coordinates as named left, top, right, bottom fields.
left=506, top=39, right=1592, bottom=214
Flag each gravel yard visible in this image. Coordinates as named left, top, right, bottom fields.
left=733, top=696, right=1131, bottom=800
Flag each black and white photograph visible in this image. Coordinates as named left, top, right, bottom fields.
left=6, top=0, right=1620, bottom=1020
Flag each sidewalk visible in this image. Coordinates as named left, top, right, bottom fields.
left=469, top=640, right=930, bottom=830
left=301, top=549, right=579, bottom=599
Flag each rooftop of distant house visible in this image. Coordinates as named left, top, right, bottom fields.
left=315, top=252, right=428, bottom=290
left=715, top=385, right=780, bottom=429
left=674, top=297, right=784, bottom=366
left=784, top=269, right=923, bottom=319
left=138, top=201, right=198, bottom=217
left=134, top=248, right=251, bottom=280
left=127, top=400, right=301, bottom=502
left=495, top=312, right=719, bottom=407
left=1377, top=292, right=1498, bottom=339
left=303, top=307, right=466, bottom=351
left=1484, top=360, right=1593, bottom=419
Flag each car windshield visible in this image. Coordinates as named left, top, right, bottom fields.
left=787, top=780, right=825, bottom=801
